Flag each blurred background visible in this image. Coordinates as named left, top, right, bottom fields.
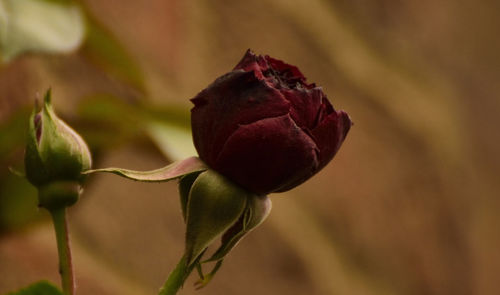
left=1, top=0, right=499, bottom=294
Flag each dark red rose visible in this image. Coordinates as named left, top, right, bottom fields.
left=190, top=49, right=352, bottom=195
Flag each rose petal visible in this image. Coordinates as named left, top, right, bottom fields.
left=264, top=56, right=312, bottom=88
left=191, top=70, right=290, bottom=166
left=233, top=49, right=269, bottom=79
left=282, top=87, right=324, bottom=130
left=213, top=114, right=319, bottom=194
left=311, top=110, right=352, bottom=170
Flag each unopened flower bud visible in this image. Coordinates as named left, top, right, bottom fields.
left=24, top=90, right=91, bottom=209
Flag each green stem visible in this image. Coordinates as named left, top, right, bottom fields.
left=158, top=255, right=194, bottom=295
left=50, top=208, right=75, bottom=295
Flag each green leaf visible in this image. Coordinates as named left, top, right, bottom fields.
left=0, top=107, right=30, bottom=159
left=0, top=173, right=42, bottom=231
left=0, top=0, right=85, bottom=62
left=6, top=281, right=63, bottom=295
left=184, top=170, right=250, bottom=266
left=77, top=96, right=195, bottom=161
left=76, top=94, right=144, bottom=148
left=81, top=13, right=145, bottom=91
left=83, top=156, right=207, bottom=182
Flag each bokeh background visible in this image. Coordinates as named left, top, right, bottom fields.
left=1, top=0, right=499, bottom=294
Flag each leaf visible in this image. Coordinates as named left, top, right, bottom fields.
left=0, top=0, right=85, bottom=62
left=6, top=281, right=63, bottom=295
left=81, top=13, right=145, bottom=91
left=77, top=96, right=195, bottom=161
left=76, top=94, right=143, bottom=148
left=83, top=156, right=207, bottom=182
left=0, top=173, right=41, bottom=231
left=0, top=107, right=30, bottom=158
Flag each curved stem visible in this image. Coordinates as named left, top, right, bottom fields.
left=50, top=208, right=75, bottom=295
left=158, top=255, right=194, bottom=295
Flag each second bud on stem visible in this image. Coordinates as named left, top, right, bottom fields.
left=24, top=89, right=91, bottom=210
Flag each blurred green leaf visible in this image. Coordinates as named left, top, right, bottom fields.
left=0, top=107, right=30, bottom=158
left=77, top=95, right=196, bottom=160
left=0, top=173, right=42, bottom=232
left=0, top=0, right=85, bottom=62
left=147, top=120, right=196, bottom=161
left=143, top=104, right=195, bottom=160
left=76, top=94, right=143, bottom=148
left=81, top=14, right=145, bottom=92
left=6, top=280, right=62, bottom=295
left=0, top=108, right=44, bottom=232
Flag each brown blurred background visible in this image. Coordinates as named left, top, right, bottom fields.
left=1, top=0, right=499, bottom=294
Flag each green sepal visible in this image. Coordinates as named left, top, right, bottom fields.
left=83, top=156, right=207, bottom=182
left=24, top=102, right=47, bottom=185
left=194, top=260, right=223, bottom=290
left=178, top=172, right=202, bottom=222
left=25, top=89, right=92, bottom=187
left=184, top=169, right=250, bottom=266
left=38, top=180, right=81, bottom=210
left=6, top=280, right=63, bottom=295
left=204, top=194, right=272, bottom=263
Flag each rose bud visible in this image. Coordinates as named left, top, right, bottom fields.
left=24, top=90, right=91, bottom=209
left=191, top=50, right=352, bottom=195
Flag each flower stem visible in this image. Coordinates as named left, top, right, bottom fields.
left=158, top=255, right=194, bottom=295
left=50, top=208, right=75, bottom=295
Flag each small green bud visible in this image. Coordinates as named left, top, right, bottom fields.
left=24, top=89, right=91, bottom=209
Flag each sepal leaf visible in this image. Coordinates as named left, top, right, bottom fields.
left=184, top=170, right=250, bottom=266
left=83, top=156, right=207, bottom=182
left=205, top=194, right=272, bottom=263
left=194, top=260, right=223, bottom=290
left=178, top=172, right=202, bottom=222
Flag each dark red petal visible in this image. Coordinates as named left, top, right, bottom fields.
left=265, top=56, right=304, bottom=79
left=233, top=49, right=269, bottom=79
left=311, top=110, right=352, bottom=170
left=265, top=56, right=315, bottom=89
left=213, top=114, right=319, bottom=194
left=191, top=70, right=290, bottom=166
left=281, top=87, right=324, bottom=130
